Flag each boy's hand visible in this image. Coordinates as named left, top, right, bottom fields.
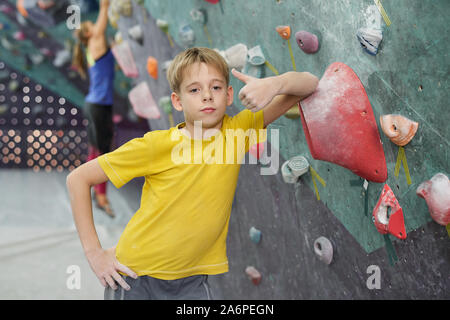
left=86, top=247, right=138, bottom=291
left=231, top=68, right=281, bottom=112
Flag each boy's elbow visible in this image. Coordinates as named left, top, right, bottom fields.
left=296, top=72, right=319, bottom=100
left=66, top=169, right=77, bottom=191
left=66, top=166, right=84, bottom=190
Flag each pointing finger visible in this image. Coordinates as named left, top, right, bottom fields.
left=231, top=68, right=253, bottom=84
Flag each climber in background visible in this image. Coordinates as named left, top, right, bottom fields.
left=72, top=0, right=115, bottom=217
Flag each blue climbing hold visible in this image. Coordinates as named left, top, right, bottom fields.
left=249, top=226, right=262, bottom=244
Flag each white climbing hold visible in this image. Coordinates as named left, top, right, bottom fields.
left=281, top=160, right=298, bottom=184
left=179, top=24, right=195, bottom=48
left=313, top=236, right=333, bottom=265
left=224, top=43, right=248, bottom=70
left=128, top=24, right=143, bottom=45
left=247, top=45, right=265, bottom=66
left=53, top=49, right=71, bottom=67
left=356, top=28, right=382, bottom=55
left=162, top=60, right=172, bottom=73
left=287, top=156, right=309, bottom=177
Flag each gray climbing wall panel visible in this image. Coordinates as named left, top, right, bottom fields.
left=113, top=0, right=449, bottom=299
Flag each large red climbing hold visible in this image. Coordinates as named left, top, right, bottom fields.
left=298, top=62, right=387, bottom=182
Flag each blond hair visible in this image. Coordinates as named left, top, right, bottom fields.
left=167, top=47, right=229, bottom=93
left=71, top=21, right=91, bottom=80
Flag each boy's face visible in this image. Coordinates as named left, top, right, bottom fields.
left=171, top=62, right=233, bottom=132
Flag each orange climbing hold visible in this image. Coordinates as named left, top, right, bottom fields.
left=380, top=114, right=418, bottom=146
left=17, top=0, right=28, bottom=17
left=146, top=56, right=158, bottom=79
left=276, top=25, right=291, bottom=40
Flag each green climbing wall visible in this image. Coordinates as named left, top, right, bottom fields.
left=143, top=0, right=449, bottom=254
left=0, top=9, right=85, bottom=106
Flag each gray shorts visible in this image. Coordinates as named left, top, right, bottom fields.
left=104, top=274, right=214, bottom=300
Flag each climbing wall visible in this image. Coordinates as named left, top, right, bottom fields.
left=0, top=0, right=150, bottom=171
left=108, top=0, right=450, bottom=299
left=1, top=0, right=133, bottom=109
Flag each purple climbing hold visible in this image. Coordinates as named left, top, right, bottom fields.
left=295, top=31, right=319, bottom=54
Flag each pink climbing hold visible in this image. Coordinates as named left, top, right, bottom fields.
left=13, top=31, right=26, bottom=41
left=112, top=114, right=123, bottom=124
left=128, top=82, right=161, bottom=120
left=39, top=47, right=53, bottom=57
left=249, top=142, right=265, bottom=160
left=111, top=41, right=139, bottom=78
left=0, top=4, right=13, bottom=14
left=416, top=173, right=450, bottom=226
left=245, top=266, right=262, bottom=285
left=295, top=30, right=319, bottom=54
left=204, top=0, right=220, bottom=3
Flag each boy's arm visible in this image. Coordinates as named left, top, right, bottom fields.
left=92, top=0, right=110, bottom=36
left=231, top=69, right=319, bottom=128
left=66, top=158, right=137, bottom=290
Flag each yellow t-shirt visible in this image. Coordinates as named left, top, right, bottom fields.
left=97, top=109, right=265, bottom=280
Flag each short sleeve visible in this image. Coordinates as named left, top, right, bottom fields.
left=227, top=109, right=265, bottom=132
left=97, top=133, right=152, bottom=188
left=224, top=109, right=266, bottom=154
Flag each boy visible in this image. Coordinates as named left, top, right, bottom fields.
left=66, top=47, right=318, bottom=300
